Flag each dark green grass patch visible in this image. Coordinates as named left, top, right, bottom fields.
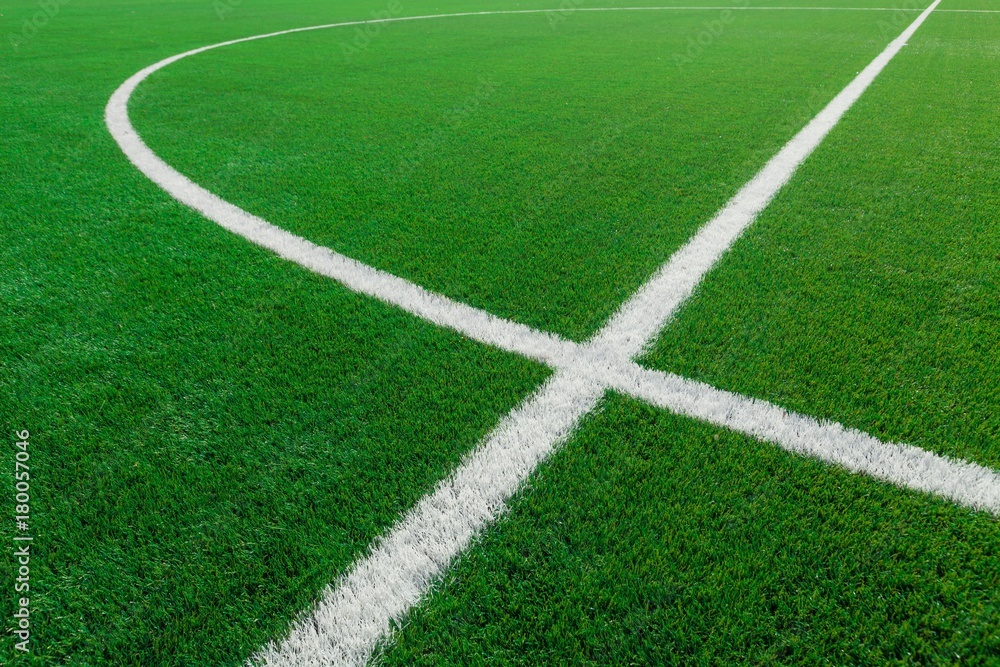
left=381, top=394, right=1000, bottom=666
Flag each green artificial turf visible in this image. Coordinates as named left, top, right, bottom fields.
left=0, top=1, right=555, bottom=664
left=381, top=395, right=1000, bottom=666
left=644, top=9, right=1000, bottom=469
left=1, top=0, right=997, bottom=664
left=129, top=5, right=895, bottom=341
left=380, top=6, right=1000, bottom=666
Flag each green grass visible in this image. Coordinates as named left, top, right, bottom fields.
left=380, top=7, right=1000, bottom=666
left=382, top=396, right=1000, bottom=666
left=1, top=0, right=998, bottom=664
left=130, top=5, right=895, bottom=340
left=1, top=1, right=555, bottom=664
left=644, top=9, right=1000, bottom=469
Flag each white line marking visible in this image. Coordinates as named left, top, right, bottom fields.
left=102, top=3, right=995, bottom=666
left=592, top=0, right=943, bottom=357
left=250, top=354, right=1000, bottom=667
left=604, top=364, right=1000, bottom=513
left=253, top=370, right=605, bottom=667
left=106, top=52, right=584, bottom=370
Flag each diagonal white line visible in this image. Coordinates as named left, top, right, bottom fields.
left=253, top=371, right=606, bottom=666
left=243, top=3, right=957, bottom=665
left=102, top=4, right=993, bottom=667
left=592, top=0, right=943, bottom=357
left=252, top=351, right=1000, bottom=667
left=603, top=363, right=1000, bottom=513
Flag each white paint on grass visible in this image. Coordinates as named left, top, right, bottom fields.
left=253, top=370, right=605, bottom=667
left=593, top=0, right=942, bottom=357
left=106, top=39, right=584, bottom=371
left=604, top=364, right=1000, bottom=513
left=103, top=3, right=995, bottom=666
left=251, top=350, right=1000, bottom=667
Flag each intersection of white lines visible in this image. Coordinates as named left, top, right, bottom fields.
left=104, top=3, right=999, bottom=666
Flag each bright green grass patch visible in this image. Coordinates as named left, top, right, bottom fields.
left=644, top=9, right=1000, bottom=470
left=381, top=394, right=1000, bottom=666
left=0, top=1, right=554, bottom=664
left=130, top=7, right=896, bottom=341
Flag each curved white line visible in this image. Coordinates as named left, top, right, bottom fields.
left=104, top=5, right=1000, bottom=667
left=104, top=15, right=588, bottom=368
left=103, top=4, right=955, bottom=366
left=103, top=3, right=959, bottom=362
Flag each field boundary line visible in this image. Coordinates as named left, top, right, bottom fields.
left=102, top=4, right=993, bottom=667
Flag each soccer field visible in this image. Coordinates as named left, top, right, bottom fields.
left=2, top=0, right=999, bottom=664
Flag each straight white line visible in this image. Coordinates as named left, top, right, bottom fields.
left=251, top=355, right=1000, bottom=667
left=252, top=371, right=605, bottom=667
left=103, top=0, right=951, bottom=371
left=237, top=4, right=961, bottom=665
left=96, top=0, right=953, bottom=92
left=603, top=363, right=1000, bottom=513
left=103, top=5, right=993, bottom=667
left=253, top=345, right=1000, bottom=667
left=592, top=0, right=942, bottom=357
